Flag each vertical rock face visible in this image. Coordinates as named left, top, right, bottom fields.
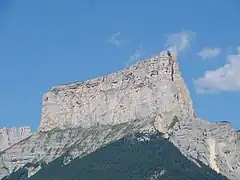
left=0, top=127, right=31, bottom=152
left=39, top=51, right=194, bottom=132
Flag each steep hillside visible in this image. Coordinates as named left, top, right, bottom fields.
left=4, top=133, right=228, bottom=180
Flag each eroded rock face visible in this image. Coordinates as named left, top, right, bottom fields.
left=0, top=117, right=156, bottom=179
left=169, top=119, right=240, bottom=180
left=1, top=118, right=239, bottom=180
left=39, top=51, right=194, bottom=132
left=0, top=127, right=31, bottom=152
left=1, top=51, right=240, bottom=180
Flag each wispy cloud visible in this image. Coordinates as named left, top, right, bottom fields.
left=194, top=47, right=240, bottom=93
left=198, top=47, right=221, bottom=60
left=237, top=47, right=240, bottom=54
left=108, top=32, right=122, bottom=46
left=164, top=30, right=196, bottom=56
left=126, top=44, right=143, bottom=66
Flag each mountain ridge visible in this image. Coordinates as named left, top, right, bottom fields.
left=4, top=133, right=228, bottom=180
left=0, top=51, right=239, bottom=179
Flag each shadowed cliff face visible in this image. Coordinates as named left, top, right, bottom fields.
left=3, top=133, right=227, bottom=180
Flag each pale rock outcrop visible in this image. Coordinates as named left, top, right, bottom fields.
left=207, top=138, right=220, bottom=173
left=39, top=51, right=194, bottom=132
left=169, top=119, right=240, bottom=180
left=0, top=127, right=31, bottom=152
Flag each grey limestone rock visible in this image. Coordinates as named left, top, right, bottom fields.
left=0, top=117, right=156, bottom=179
left=0, top=127, right=31, bottom=152
left=168, top=118, right=240, bottom=179
left=39, top=51, right=194, bottom=132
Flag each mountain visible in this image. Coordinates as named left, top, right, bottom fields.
left=4, top=133, right=227, bottom=180
left=39, top=51, right=194, bottom=132
left=0, top=51, right=239, bottom=179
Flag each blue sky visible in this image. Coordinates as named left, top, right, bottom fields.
left=0, top=0, right=240, bottom=131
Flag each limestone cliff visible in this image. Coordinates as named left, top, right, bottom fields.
left=0, top=51, right=240, bottom=180
left=0, top=127, right=31, bottom=152
left=169, top=119, right=240, bottom=179
left=39, top=51, right=194, bottom=132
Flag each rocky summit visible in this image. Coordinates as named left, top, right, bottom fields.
left=39, top=51, right=194, bottom=132
left=0, top=51, right=240, bottom=180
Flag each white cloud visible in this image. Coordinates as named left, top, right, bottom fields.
left=194, top=47, right=240, bottom=93
left=198, top=47, right=221, bottom=60
left=126, top=44, right=143, bottom=66
left=108, top=32, right=122, bottom=46
left=164, top=30, right=196, bottom=56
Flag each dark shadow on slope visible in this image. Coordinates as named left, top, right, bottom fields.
left=4, top=133, right=228, bottom=180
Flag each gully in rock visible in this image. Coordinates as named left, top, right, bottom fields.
left=167, top=50, right=174, bottom=81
